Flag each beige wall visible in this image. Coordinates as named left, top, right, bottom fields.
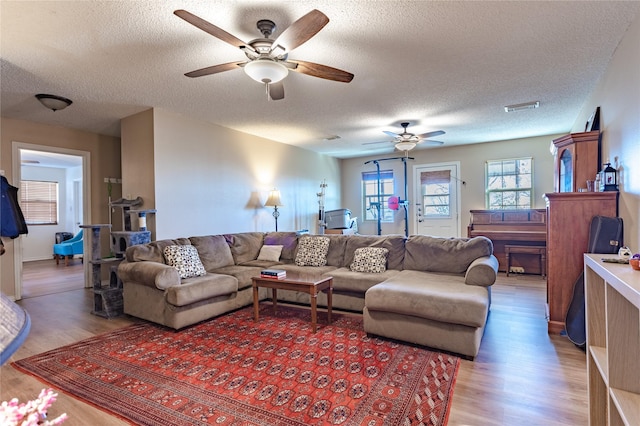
left=571, top=13, right=640, bottom=250
left=121, top=108, right=342, bottom=240
left=1, top=117, right=121, bottom=298
left=341, top=134, right=559, bottom=236
left=121, top=109, right=156, bottom=238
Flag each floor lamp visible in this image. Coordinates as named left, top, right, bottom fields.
left=265, top=189, right=283, bottom=231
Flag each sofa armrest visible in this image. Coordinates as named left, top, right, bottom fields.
left=464, top=255, right=498, bottom=287
left=118, top=260, right=180, bottom=290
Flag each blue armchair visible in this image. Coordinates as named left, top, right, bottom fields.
left=53, top=230, right=83, bottom=266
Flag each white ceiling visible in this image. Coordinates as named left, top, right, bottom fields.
left=2, top=1, right=639, bottom=159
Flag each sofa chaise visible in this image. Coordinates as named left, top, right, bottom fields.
left=118, top=232, right=498, bottom=358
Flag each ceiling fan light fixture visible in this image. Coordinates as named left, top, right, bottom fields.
left=35, top=93, right=72, bottom=111
left=244, top=59, right=288, bottom=84
left=395, top=141, right=417, bottom=151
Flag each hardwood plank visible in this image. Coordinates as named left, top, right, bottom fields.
left=1, top=267, right=588, bottom=425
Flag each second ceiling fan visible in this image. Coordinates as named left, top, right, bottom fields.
left=174, top=9, right=354, bottom=100
left=364, top=122, right=446, bottom=151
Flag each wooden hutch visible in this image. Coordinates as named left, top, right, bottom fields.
left=544, top=130, right=618, bottom=334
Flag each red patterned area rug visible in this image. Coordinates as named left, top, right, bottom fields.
left=13, top=304, right=459, bottom=426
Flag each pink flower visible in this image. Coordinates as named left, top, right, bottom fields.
left=0, top=389, right=67, bottom=425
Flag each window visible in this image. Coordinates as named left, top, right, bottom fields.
left=421, top=169, right=451, bottom=217
left=362, top=170, right=394, bottom=222
left=20, top=180, right=59, bottom=225
left=486, top=158, right=532, bottom=209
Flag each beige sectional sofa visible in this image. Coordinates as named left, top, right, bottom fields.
left=118, top=231, right=498, bottom=358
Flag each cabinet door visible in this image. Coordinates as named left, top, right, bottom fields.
left=557, top=146, right=574, bottom=192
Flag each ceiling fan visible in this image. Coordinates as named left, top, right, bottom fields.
left=363, top=122, right=446, bottom=151
left=174, top=9, right=354, bottom=100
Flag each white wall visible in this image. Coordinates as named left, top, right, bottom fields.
left=571, top=13, right=640, bottom=250
left=341, top=134, right=558, bottom=236
left=20, top=165, right=76, bottom=261
left=132, top=108, right=341, bottom=240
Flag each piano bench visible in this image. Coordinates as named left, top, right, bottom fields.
left=505, top=245, right=546, bottom=278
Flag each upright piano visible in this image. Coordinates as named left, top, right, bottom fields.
left=467, top=209, right=547, bottom=275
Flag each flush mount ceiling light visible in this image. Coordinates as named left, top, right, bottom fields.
left=504, top=101, right=540, bottom=112
left=394, top=141, right=417, bottom=151
left=244, top=59, right=288, bottom=84
left=35, top=94, right=73, bottom=111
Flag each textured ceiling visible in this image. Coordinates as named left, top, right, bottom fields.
left=2, top=1, right=639, bottom=159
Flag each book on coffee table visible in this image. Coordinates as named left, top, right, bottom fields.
left=260, top=269, right=286, bottom=279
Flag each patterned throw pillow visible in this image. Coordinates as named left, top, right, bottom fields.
left=257, top=244, right=283, bottom=262
left=294, top=236, right=330, bottom=267
left=163, top=245, right=207, bottom=279
left=350, top=247, right=389, bottom=273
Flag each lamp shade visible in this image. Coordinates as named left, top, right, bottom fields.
left=395, top=141, right=417, bottom=151
left=35, top=94, right=72, bottom=111
left=244, top=59, right=288, bottom=84
left=265, top=189, right=283, bottom=207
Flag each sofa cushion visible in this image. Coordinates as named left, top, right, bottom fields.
left=323, top=267, right=400, bottom=293
left=257, top=244, right=283, bottom=262
left=163, top=245, right=207, bottom=279
left=295, top=236, right=330, bottom=267
left=403, top=235, right=493, bottom=273
left=165, top=273, right=238, bottom=306
left=211, top=265, right=265, bottom=290
left=125, top=238, right=191, bottom=263
left=273, top=264, right=338, bottom=280
left=350, top=247, right=389, bottom=273
left=343, top=235, right=406, bottom=270
left=225, top=232, right=264, bottom=264
left=264, top=232, right=298, bottom=262
left=324, top=235, right=350, bottom=267
left=365, top=270, right=489, bottom=328
left=189, top=235, right=235, bottom=270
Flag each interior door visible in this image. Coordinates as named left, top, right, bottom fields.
left=414, top=162, right=460, bottom=237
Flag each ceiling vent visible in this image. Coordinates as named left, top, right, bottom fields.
left=504, top=101, right=539, bottom=112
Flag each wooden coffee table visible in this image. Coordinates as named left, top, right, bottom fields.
left=252, top=273, right=333, bottom=333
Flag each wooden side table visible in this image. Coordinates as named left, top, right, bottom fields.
left=252, top=274, right=333, bottom=333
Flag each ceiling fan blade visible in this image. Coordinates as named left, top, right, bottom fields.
left=362, top=141, right=392, bottom=146
left=383, top=130, right=401, bottom=137
left=272, top=9, right=329, bottom=53
left=184, top=61, right=245, bottom=78
left=268, top=82, right=285, bottom=100
left=174, top=10, right=255, bottom=53
left=417, top=130, right=446, bottom=139
left=289, top=60, right=354, bottom=83
left=417, top=140, right=445, bottom=146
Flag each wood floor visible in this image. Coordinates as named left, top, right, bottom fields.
left=2, top=261, right=588, bottom=425
left=20, top=259, right=85, bottom=298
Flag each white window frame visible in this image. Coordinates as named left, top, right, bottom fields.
left=362, top=170, right=394, bottom=222
left=485, top=157, right=533, bottom=210
left=20, top=179, right=59, bottom=225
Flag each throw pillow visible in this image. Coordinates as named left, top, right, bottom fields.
left=257, top=244, right=284, bottom=262
left=163, top=245, right=206, bottom=279
left=294, top=236, right=330, bottom=267
left=350, top=247, right=389, bottom=273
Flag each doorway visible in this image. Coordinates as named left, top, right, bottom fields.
left=12, top=142, right=91, bottom=299
left=413, top=161, right=461, bottom=237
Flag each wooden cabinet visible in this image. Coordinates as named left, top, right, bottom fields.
left=553, top=131, right=601, bottom=192
left=584, top=254, right=640, bottom=426
left=543, top=192, right=618, bottom=334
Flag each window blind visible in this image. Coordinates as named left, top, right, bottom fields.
left=20, top=180, right=58, bottom=225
